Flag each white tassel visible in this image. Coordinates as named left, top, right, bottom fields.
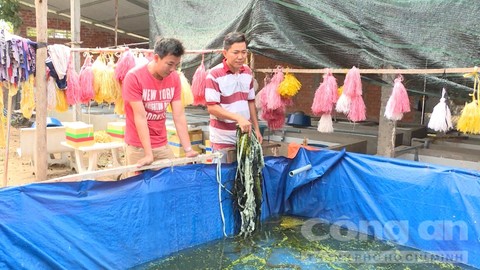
left=335, top=93, right=350, bottom=114
left=428, top=88, right=452, bottom=132
left=317, top=114, right=334, bottom=133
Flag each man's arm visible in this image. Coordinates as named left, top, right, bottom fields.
left=171, top=100, right=198, bottom=157
left=207, top=104, right=252, bottom=133
left=248, top=100, right=263, bottom=144
left=129, top=100, right=154, bottom=166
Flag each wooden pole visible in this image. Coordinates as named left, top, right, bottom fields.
left=377, top=71, right=396, bottom=157
left=71, top=0, right=82, bottom=121
left=2, top=90, right=13, bottom=187
left=35, top=0, right=48, bottom=181
left=114, top=0, right=118, bottom=47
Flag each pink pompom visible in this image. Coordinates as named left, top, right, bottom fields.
left=66, top=56, right=80, bottom=105
left=343, top=66, right=362, bottom=97
left=115, top=50, right=135, bottom=83
left=392, top=76, right=410, bottom=115
left=312, top=69, right=338, bottom=115
left=384, top=75, right=410, bottom=121
left=192, top=61, right=207, bottom=106
left=266, top=68, right=284, bottom=110
left=78, top=55, right=94, bottom=104
left=348, top=96, right=366, bottom=122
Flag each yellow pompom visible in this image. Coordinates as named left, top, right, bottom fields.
left=337, top=86, right=343, bottom=98
left=55, top=89, right=69, bottom=112
left=20, top=75, right=36, bottom=119
left=277, top=72, right=301, bottom=98
left=457, top=101, right=480, bottom=134
left=94, top=130, right=112, bottom=143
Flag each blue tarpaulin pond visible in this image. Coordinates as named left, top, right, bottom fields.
left=0, top=148, right=479, bottom=269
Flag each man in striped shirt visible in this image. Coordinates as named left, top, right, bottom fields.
left=205, top=32, right=263, bottom=162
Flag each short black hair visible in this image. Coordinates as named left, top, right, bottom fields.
left=223, top=32, right=247, bottom=51
left=153, top=37, right=185, bottom=58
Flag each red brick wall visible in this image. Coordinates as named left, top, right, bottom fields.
left=18, top=7, right=145, bottom=49
left=253, top=54, right=415, bottom=123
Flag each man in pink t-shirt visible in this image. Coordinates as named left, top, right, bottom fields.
left=122, top=37, right=197, bottom=175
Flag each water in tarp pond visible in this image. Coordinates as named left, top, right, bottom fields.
left=133, top=216, right=475, bottom=270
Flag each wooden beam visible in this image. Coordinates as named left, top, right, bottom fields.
left=42, top=153, right=222, bottom=183
left=69, top=48, right=223, bottom=54
left=255, top=67, right=477, bottom=75
left=34, top=0, right=48, bottom=181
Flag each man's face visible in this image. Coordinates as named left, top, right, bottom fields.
left=223, top=42, right=247, bottom=72
left=153, top=54, right=181, bottom=79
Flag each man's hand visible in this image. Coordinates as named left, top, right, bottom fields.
left=136, top=154, right=154, bottom=167
left=185, top=149, right=199, bottom=158
left=255, top=129, right=263, bottom=144
left=237, top=117, right=252, bottom=134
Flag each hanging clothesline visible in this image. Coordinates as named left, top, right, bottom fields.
left=70, top=47, right=223, bottom=55
left=254, top=67, right=477, bottom=75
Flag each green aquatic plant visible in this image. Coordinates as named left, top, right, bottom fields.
left=233, top=127, right=264, bottom=237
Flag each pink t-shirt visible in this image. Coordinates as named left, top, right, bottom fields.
left=122, top=64, right=181, bottom=148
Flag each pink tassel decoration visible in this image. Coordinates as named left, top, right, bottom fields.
left=385, top=75, right=410, bottom=121
left=348, top=96, right=366, bottom=122
left=115, top=49, right=135, bottom=83
left=266, top=68, right=284, bottom=110
left=66, top=56, right=80, bottom=105
left=342, top=66, right=362, bottom=97
left=256, top=75, right=270, bottom=109
left=192, top=56, right=207, bottom=106
left=343, top=66, right=366, bottom=122
left=261, top=107, right=286, bottom=130
left=312, top=69, right=338, bottom=115
left=78, top=55, right=95, bottom=104
left=258, top=72, right=288, bottom=130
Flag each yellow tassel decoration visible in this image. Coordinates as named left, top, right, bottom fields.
left=99, top=55, right=121, bottom=104
left=114, top=94, right=124, bottom=115
left=167, top=71, right=193, bottom=112
left=55, top=89, right=69, bottom=112
left=277, top=71, right=301, bottom=98
left=457, top=67, right=480, bottom=134
left=92, top=54, right=108, bottom=103
left=20, top=75, right=36, bottom=119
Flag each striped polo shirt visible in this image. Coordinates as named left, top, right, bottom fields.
left=205, top=59, right=255, bottom=146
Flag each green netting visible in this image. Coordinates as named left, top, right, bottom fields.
left=150, top=0, right=480, bottom=100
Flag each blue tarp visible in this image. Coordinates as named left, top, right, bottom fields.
left=1, top=149, right=480, bottom=269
